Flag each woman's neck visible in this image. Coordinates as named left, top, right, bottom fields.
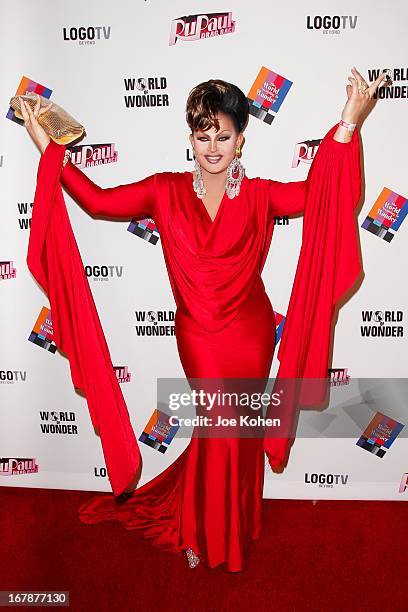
left=201, top=168, right=228, bottom=194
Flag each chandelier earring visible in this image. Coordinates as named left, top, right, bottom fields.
left=192, top=149, right=206, bottom=199
left=225, top=146, right=245, bottom=199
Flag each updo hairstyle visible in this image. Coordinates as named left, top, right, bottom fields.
left=186, top=79, right=249, bottom=134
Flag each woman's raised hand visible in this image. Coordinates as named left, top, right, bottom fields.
left=341, top=66, right=389, bottom=124
left=18, top=93, right=52, bottom=154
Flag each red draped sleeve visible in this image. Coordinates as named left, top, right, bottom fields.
left=267, top=178, right=307, bottom=218
left=26, top=140, right=149, bottom=497
left=61, top=157, right=156, bottom=219
left=264, top=122, right=362, bottom=469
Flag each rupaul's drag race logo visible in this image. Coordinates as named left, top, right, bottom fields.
left=0, top=260, right=16, bottom=280
left=0, top=458, right=38, bottom=476
left=124, top=77, right=169, bottom=109
left=39, top=411, right=79, bottom=436
left=0, top=369, right=27, bottom=385
left=85, top=265, right=124, bottom=281
left=360, top=310, right=404, bottom=337
left=69, top=143, right=118, bottom=168
left=169, top=12, right=235, bottom=45
left=62, top=25, right=111, bottom=44
left=113, top=366, right=131, bottom=383
left=306, top=15, right=358, bottom=33
left=328, top=368, right=350, bottom=386
left=292, top=137, right=323, bottom=168
left=134, top=310, right=175, bottom=336
left=399, top=473, right=408, bottom=493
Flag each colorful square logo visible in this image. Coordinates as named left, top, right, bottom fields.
left=247, top=66, right=293, bottom=125
left=361, top=187, right=408, bottom=242
left=128, top=217, right=160, bottom=244
left=139, top=409, right=179, bottom=453
left=274, top=310, right=286, bottom=344
left=28, top=306, right=57, bottom=353
left=356, top=411, right=404, bottom=458
left=6, top=76, right=52, bottom=124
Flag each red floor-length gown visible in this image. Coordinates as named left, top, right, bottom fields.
left=28, top=122, right=361, bottom=572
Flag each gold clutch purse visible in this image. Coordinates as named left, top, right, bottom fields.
left=10, top=92, right=85, bottom=145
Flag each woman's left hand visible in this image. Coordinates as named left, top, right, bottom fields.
left=341, top=66, right=389, bottom=124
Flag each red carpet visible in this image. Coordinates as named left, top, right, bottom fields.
left=0, top=486, right=406, bottom=611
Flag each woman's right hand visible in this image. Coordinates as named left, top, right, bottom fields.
left=19, top=93, right=52, bottom=154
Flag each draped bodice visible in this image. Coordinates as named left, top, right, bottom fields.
left=153, top=172, right=274, bottom=332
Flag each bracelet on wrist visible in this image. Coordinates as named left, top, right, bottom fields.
left=339, top=119, right=357, bottom=132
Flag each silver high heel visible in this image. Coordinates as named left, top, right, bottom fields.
left=185, top=547, right=200, bottom=568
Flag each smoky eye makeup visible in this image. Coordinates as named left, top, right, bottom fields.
left=196, top=134, right=232, bottom=141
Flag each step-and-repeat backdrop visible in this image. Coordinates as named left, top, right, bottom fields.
left=1, top=1, right=407, bottom=500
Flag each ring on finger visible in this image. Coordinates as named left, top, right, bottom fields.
left=357, top=81, right=369, bottom=93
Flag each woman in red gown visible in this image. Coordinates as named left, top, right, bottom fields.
left=21, top=69, right=387, bottom=572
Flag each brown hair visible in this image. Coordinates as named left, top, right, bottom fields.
left=186, top=79, right=249, bottom=133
